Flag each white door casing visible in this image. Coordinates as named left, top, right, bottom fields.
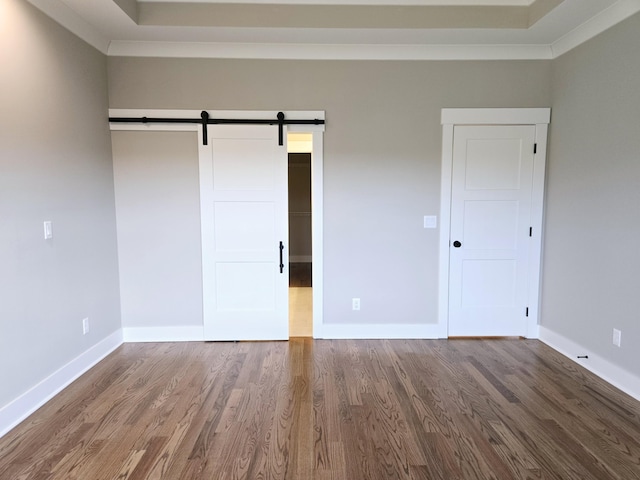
left=439, top=109, right=550, bottom=339
left=201, top=125, right=289, bottom=341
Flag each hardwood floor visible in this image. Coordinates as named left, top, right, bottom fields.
left=1, top=339, right=639, bottom=479
left=289, top=287, right=312, bottom=337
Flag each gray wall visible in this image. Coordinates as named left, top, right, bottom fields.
left=543, top=13, right=640, bottom=375
left=0, top=0, right=121, bottom=408
left=108, top=57, right=551, bottom=326
left=111, top=131, right=202, bottom=328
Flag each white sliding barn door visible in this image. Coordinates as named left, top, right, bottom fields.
left=200, top=125, right=289, bottom=341
left=448, top=125, right=536, bottom=337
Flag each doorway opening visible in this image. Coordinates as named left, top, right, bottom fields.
left=288, top=133, right=313, bottom=337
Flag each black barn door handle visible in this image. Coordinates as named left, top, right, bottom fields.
left=279, top=241, right=284, bottom=273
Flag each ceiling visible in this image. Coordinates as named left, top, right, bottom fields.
left=26, top=0, right=640, bottom=59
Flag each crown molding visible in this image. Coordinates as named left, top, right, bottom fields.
left=108, top=41, right=554, bottom=60
left=551, top=0, right=640, bottom=58
left=25, top=0, right=110, bottom=54
left=138, top=0, right=536, bottom=4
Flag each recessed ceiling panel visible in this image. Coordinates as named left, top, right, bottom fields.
left=136, top=1, right=564, bottom=29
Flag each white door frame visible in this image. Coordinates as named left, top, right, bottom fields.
left=109, top=109, right=325, bottom=340
left=438, top=108, right=550, bottom=339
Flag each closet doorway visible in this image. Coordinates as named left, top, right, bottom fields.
left=288, top=133, right=313, bottom=337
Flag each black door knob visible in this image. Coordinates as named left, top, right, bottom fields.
left=453, top=240, right=462, bottom=248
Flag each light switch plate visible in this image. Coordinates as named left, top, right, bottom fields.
left=44, top=221, right=52, bottom=239
left=613, top=328, right=621, bottom=347
left=423, top=216, right=437, bottom=229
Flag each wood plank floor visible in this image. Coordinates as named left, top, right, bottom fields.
left=1, top=339, right=639, bottom=479
left=289, top=287, right=312, bottom=337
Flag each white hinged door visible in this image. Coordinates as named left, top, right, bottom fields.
left=448, top=125, right=536, bottom=336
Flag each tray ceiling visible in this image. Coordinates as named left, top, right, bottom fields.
left=26, top=0, right=640, bottom=59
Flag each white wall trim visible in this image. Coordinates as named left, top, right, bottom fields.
left=318, top=323, right=443, bottom=340
left=122, top=326, right=205, bottom=342
left=439, top=108, right=550, bottom=339
left=109, top=123, right=198, bottom=132
left=551, top=0, right=640, bottom=59
left=527, top=122, right=548, bottom=339
left=0, top=330, right=123, bottom=439
left=107, top=41, right=554, bottom=61
left=539, top=326, right=640, bottom=402
left=437, top=123, right=454, bottom=339
left=310, top=130, right=324, bottom=339
left=441, top=108, right=551, bottom=125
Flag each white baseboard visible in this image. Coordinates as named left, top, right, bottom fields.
left=5, top=323, right=635, bottom=443
left=317, top=322, right=446, bottom=339
left=0, top=330, right=123, bottom=439
left=123, top=323, right=446, bottom=341
left=289, top=255, right=312, bottom=263
left=122, top=326, right=204, bottom=342
left=539, top=326, right=640, bottom=402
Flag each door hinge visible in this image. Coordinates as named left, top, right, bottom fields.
left=533, top=143, right=538, bottom=154
left=529, top=227, right=533, bottom=237
left=526, top=307, right=529, bottom=317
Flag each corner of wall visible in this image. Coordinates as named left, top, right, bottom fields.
left=0, top=330, right=124, bottom=439
left=539, top=326, right=640, bottom=402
